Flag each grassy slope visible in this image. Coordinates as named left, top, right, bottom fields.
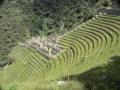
left=0, top=15, right=119, bottom=90
left=0, top=0, right=112, bottom=67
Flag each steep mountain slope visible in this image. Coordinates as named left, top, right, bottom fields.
left=0, top=0, right=34, bottom=66
left=0, top=0, right=112, bottom=67
left=0, top=15, right=119, bottom=86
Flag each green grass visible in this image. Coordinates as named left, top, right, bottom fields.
left=1, top=80, right=85, bottom=90
left=0, top=14, right=120, bottom=89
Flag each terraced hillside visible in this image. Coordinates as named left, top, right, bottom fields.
left=0, top=14, right=120, bottom=85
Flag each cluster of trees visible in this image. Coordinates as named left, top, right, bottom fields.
left=32, top=0, right=112, bottom=36
left=0, top=0, right=32, bottom=67
left=0, top=0, right=112, bottom=67
left=0, top=0, right=120, bottom=89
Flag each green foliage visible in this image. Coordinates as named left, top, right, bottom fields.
left=1, top=80, right=85, bottom=90
left=9, top=85, right=17, bottom=90
left=1, top=15, right=119, bottom=84
left=96, top=0, right=112, bottom=7
left=0, top=0, right=113, bottom=66
left=32, top=0, right=112, bottom=35
left=0, top=0, right=33, bottom=66
left=69, top=56, right=120, bottom=90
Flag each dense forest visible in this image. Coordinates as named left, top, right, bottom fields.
left=0, top=0, right=120, bottom=90
left=0, top=0, right=112, bottom=67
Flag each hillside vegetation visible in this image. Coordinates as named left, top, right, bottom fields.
left=0, top=14, right=120, bottom=90
left=0, top=0, right=112, bottom=66
left=0, top=0, right=120, bottom=90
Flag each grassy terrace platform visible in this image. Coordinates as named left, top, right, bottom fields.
left=0, top=15, right=120, bottom=86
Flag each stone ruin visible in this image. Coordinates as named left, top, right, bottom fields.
left=19, top=35, right=64, bottom=58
